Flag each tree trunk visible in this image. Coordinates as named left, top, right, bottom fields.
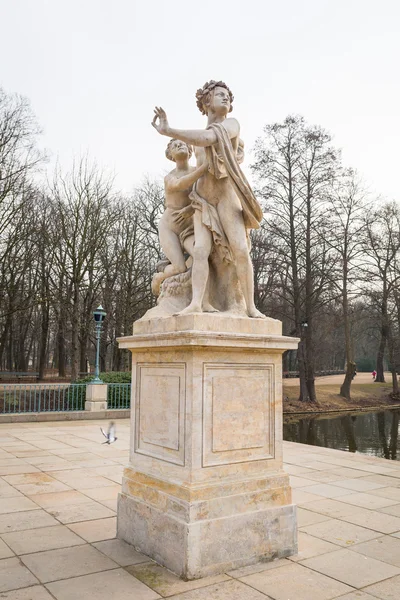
left=376, top=327, right=387, bottom=383
left=79, top=324, right=89, bottom=375
left=57, top=316, right=66, bottom=378
left=340, top=260, right=355, bottom=399
left=70, top=286, right=80, bottom=382
left=305, top=319, right=317, bottom=402
left=391, top=370, right=399, bottom=394
left=0, top=318, right=11, bottom=369
left=38, top=305, right=49, bottom=380
left=340, top=362, right=356, bottom=400
left=297, top=340, right=309, bottom=402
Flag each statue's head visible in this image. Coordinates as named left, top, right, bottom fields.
left=196, top=80, right=234, bottom=116
left=165, top=139, right=193, bottom=162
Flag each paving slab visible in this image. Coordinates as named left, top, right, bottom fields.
left=127, top=562, right=230, bottom=596
left=288, top=531, right=339, bottom=561
left=0, top=557, right=39, bottom=592
left=93, top=538, right=148, bottom=566
left=162, top=579, right=269, bottom=600
left=0, top=465, right=39, bottom=476
left=301, top=548, right=400, bottom=588
left=47, top=470, right=117, bottom=489
left=0, top=496, right=40, bottom=514
left=45, top=567, right=160, bottom=600
left=380, top=504, right=400, bottom=517
left=47, top=499, right=115, bottom=523
left=292, top=488, right=327, bottom=504
left=21, top=543, right=118, bottom=582
left=227, top=558, right=289, bottom=578
left=0, top=509, right=58, bottom=533
left=361, top=474, right=400, bottom=487
left=340, top=507, right=400, bottom=534
left=0, top=537, right=14, bottom=558
left=29, top=489, right=90, bottom=508
left=370, top=487, right=400, bottom=501
left=331, top=478, right=386, bottom=492
left=81, top=484, right=121, bottom=501
left=299, top=483, right=353, bottom=498
left=350, top=535, right=400, bottom=567
left=240, top=561, right=352, bottom=599
left=300, top=518, right=384, bottom=546
left=297, top=507, right=331, bottom=527
left=363, top=574, right=400, bottom=599
left=2, top=524, right=85, bottom=554
left=67, top=516, right=117, bottom=542
left=337, top=492, right=398, bottom=510
left=0, top=586, right=55, bottom=599
left=0, top=482, right=23, bottom=498
left=334, top=593, right=379, bottom=600
left=301, top=498, right=362, bottom=519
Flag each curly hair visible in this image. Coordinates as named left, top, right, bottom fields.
left=165, top=139, right=193, bottom=162
left=195, top=80, right=234, bottom=115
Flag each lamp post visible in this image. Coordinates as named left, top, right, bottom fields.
left=92, top=305, right=107, bottom=384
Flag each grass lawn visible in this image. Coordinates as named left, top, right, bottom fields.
left=283, top=381, right=400, bottom=413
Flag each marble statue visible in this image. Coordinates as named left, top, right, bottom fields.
left=151, top=80, right=265, bottom=319
left=117, top=81, right=298, bottom=579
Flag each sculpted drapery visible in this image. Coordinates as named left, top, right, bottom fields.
left=146, top=80, right=265, bottom=320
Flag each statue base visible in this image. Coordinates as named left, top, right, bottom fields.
left=117, top=313, right=299, bottom=579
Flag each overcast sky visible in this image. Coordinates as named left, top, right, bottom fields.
left=1, top=0, right=399, bottom=199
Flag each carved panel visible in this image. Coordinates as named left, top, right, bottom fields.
left=203, top=363, right=274, bottom=466
left=135, top=363, right=185, bottom=466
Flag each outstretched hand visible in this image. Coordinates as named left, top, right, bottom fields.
left=152, top=106, right=170, bottom=135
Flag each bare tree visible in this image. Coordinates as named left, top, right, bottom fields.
left=363, top=202, right=400, bottom=389
left=252, top=115, right=339, bottom=401
left=328, top=173, right=368, bottom=399
left=50, top=158, right=117, bottom=380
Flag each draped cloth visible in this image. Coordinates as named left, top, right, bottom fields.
left=187, top=185, right=234, bottom=264
left=205, top=122, right=263, bottom=230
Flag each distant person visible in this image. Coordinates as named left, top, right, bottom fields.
left=372, top=370, right=377, bottom=380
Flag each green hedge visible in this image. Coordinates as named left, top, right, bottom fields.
left=74, top=371, right=131, bottom=384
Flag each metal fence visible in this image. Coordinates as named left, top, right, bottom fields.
left=0, top=384, right=87, bottom=414
left=0, top=382, right=131, bottom=414
left=107, top=383, right=131, bottom=409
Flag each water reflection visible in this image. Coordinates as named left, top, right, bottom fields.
left=283, top=409, right=400, bottom=460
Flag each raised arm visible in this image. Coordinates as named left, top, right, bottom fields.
left=152, top=107, right=239, bottom=147
left=166, top=162, right=208, bottom=193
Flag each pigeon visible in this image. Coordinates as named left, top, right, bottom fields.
left=100, top=422, right=117, bottom=444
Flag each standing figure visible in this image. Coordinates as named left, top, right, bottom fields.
left=152, top=80, right=265, bottom=318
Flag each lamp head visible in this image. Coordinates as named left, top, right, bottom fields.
left=93, top=305, right=107, bottom=323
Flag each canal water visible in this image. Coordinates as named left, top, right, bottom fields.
left=283, top=409, right=400, bottom=461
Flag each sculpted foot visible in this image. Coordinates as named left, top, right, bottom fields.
left=178, top=302, right=203, bottom=315
left=248, top=307, right=267, bottom=319
left=203, top=302, right=219, bottom=313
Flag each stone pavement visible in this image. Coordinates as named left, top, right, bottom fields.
left=1, top=420, right=400, bottom=599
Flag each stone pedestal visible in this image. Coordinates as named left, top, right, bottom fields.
left=117, top=314, right=299, bottom=580
left=85, top=383, right=108, bottom=411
